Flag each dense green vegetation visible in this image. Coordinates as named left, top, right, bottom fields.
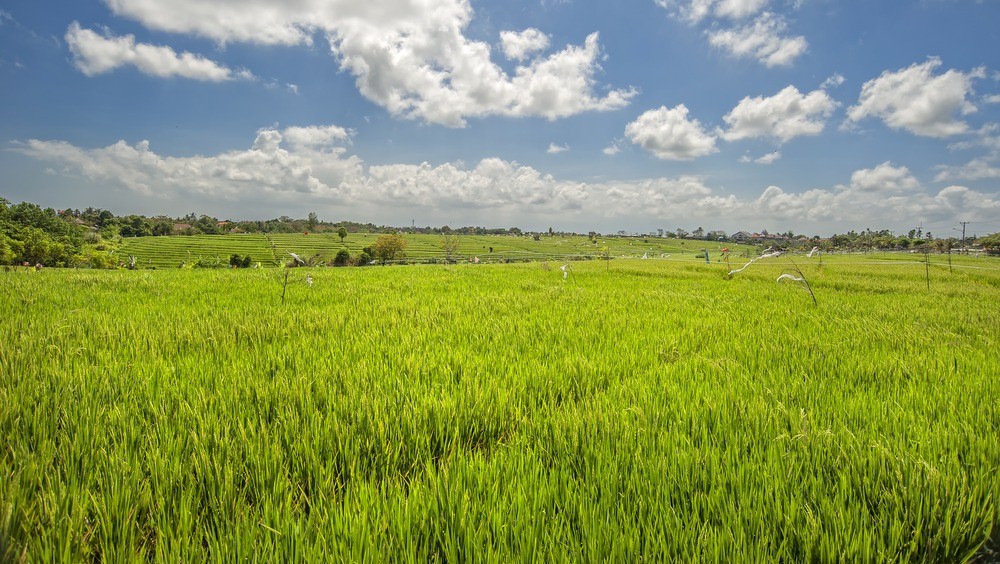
left=0, top=200, right=90, bottom=267
left=2, top=255, right=998, bottom=560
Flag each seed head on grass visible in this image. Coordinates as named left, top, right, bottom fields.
left=728, top=252, right=818, bottom=305
left=777, top=258, right=818, bottom=306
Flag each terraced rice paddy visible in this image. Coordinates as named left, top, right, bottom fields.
left=118, top=232, right=722, bottom=268
left=1, top=254, right=998, bottom=560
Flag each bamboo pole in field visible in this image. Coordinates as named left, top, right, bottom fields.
left=924, top=248, right=931, bottom=291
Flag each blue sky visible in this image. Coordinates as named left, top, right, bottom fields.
left=1, top=0, right=999, bottom=236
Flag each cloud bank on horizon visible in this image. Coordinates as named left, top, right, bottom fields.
left=2, top=0, right=999, bottom=235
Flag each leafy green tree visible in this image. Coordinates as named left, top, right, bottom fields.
left=18, top=227, right=73, bottom=266
left=337, top=226, right=348, bottom=243
left=97, top=210, right=114, bottom=227
left=372, top=234, right=407, bottom=264
left=9, top=202, right=77, bottom=239
left=358, top=247, right=375, bottom=266
left=978, top=233, right=1000, bottom=252
left=78, top=249, right=115, bottom=269
left=19, top=227, right=52, bottom=265
left=119, top=215, right=152, bottom=237
left=195, top=215, right=220, bottom=234
left=0, top=233, right=15, bottom=265
left=308, top=212, right=319, bottom=231
left=227, top=254, right=253, bottom=268
left=333, top=249, right=351, bottom=266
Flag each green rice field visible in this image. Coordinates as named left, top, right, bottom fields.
left=117, top=232, right=730, bottom=268
left=1, top=253, right=998, bottom=560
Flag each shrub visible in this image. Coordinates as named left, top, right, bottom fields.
left=229, top=254, right=253, bottom=268
left=333, top=249, right=351, bottom=267
left=372, top=234, right=407, bottom=264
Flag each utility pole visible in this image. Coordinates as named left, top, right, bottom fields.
left=958, top=221, right=969, bottom=250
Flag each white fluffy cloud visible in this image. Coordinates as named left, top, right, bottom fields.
left=714, top=0, right=770, bottom=20
left=18, top=126, right=362, bottom=201
left=597, top=163, right=997, bottom=229
left=656, top=0, right=769, bottom=22
left=747, top=183, right=999, bottom=228
left=99, top=0, right=634, bottom=126
left=104, top=0, right=328, bottom=45
left=625, top=105, right=718, bottom=160
left=706, top=13, right=807, bottom=67
left=281, top=125, right=353, bottom=151
left=721, top=85, right=837, bottom=142
left=366, top=158, right=588, bottom=210
left=821, top=73, right=845, bottom=90
left=756, top=151, right=781, bottom=164
left=846, top=161, right=920, bottom=193
left=500, top=28, right=550, bottom=61
left=601, top=176, right=733, bottom=219
left=740, top=151, right=781, bottom=164
left=65, top=22, right=251, bottom=81
left=547, top=143, right=570, bottom=154
left=723, top=161, right=996, bottom=227
left=15, top=126, right=586, bottom=213
left=656, top=2, right=806, bottom=67
left=846, top=58, right=986, bottom=138
left=933, top=158, right=1000, bottom=183
left=17, top=129, right=999, bottom=232
left=503, top=33, right=636, bottom=121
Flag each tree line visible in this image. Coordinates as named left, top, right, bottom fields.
left=2, top=198, right=998, bottom=267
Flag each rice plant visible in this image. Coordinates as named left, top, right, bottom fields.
left=1, top=256, right=997, bottom=560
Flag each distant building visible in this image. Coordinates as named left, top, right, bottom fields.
left=731, top=231, right=752, bottom=243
